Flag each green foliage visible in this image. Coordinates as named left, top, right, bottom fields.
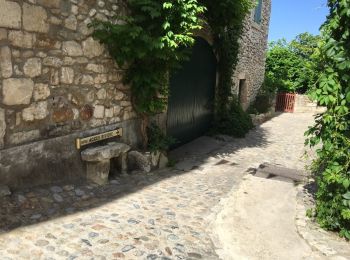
left=212, top=98, right=253, bottom=137
left=306, top=208, right=314, bottom=218
left=265, top=33, right=321, bottom=93
left=199, top=0, right=254, bottom=137
left=90, top=0, right=205, bottom=115
left=147, top=123, right=176, bottom=152
left=199, top=0, right=253, bottom=34
left=305, top=0, right=350, bottom=239
left=91, top=0, right=254, bottom=147
left=166, top=158, right=177, bottom=168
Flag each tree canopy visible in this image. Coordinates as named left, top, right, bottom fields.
left=264, top=32, right=321, bottom=93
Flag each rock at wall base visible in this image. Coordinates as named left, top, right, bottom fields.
left=151, top=151, right=160, bottom=167
left=158, top=153, right=169, bottom=169
left=127, top=151, right=151, bottom=173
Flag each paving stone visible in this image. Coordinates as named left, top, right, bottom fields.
left=122, top=245, right=135, bottom=252
left=89, top=232, right=99, bottom=238
left=35, top=240, right=49, bottom=247
left=74, top=189, right=85, bottom=197
left=30, top=214, right=42, bottom=220
left=53, top=194, right=63, bottom=202
left=50, top=186, right=63, bottom=193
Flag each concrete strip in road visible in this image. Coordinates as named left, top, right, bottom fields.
left=211, top=174, right=324, bottom=260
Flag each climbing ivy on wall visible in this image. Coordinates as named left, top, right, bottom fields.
left=200, top=0, right=254, bottom=136
left=91, top=0, right=254, bottom=148
left=306, top=0, right=350, bottom=239
left=92, top=1, right=206, bottom=115
left=91, top=0, right=205, bottom=148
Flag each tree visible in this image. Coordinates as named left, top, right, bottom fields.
left=264, top=33, right=320, bottom=93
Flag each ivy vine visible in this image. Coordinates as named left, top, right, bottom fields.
left=200, top=0, right=254, bottom=136
left=91, top=0, right=205, bottom=148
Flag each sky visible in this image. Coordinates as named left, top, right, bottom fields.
left=268, top=0, right=329, bottom=42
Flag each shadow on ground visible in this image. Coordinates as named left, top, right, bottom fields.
left=0, top=120, right=272, bottom=234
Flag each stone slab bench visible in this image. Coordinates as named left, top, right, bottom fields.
left=81, top=142, right=130, bottom=185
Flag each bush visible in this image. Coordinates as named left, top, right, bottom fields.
left=306, top=0, right=350, bottom=239
left=212, top=98, right=253, bottom=137
left=265, top=33, right=321, bottom=94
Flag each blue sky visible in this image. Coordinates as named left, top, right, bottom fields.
left=268, top=0, right=329, bottom=42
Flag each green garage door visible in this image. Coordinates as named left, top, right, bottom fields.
left=167, top=37, right=217, bottom=147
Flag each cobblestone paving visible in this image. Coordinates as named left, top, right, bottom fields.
left=0, top=113, right=316, bottom=259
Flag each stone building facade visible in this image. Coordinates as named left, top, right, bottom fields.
left=233, top=0, right=271, bottom=110
left=0, top=0, right=271, bottom=189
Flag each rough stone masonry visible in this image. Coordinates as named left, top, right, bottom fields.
left=232, top=0, right=271, bottom=110
left=0, top=0, right=141, bottom=188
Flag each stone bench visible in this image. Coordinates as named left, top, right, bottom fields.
left=81, top=142, right=131, bottom=185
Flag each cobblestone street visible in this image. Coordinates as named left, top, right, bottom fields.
left=0, top=113, right=321, bottom=259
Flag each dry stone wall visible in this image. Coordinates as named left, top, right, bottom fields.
left=233, top=0, right=271, bottom=109
left=0, top=0, right=136, bottom=150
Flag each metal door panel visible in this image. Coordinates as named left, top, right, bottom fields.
left=167, top=37, right=217, bottom=147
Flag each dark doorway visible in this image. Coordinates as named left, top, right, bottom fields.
left=167, top=37, right=217, bottom=148
left=238, top=79, right=247, bottom=107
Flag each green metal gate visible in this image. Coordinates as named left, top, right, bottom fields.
left=167, top=37, right=217, bottom=147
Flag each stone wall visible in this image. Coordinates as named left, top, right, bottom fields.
left=0, top=0, right=271, bottom=189
left=294, top=94, right=326, bottom=113
left=0, top=0, right=141, bottom=188
left=0, top=0, right=136, bottom=151
left=232, top=0, right=271, bottom=110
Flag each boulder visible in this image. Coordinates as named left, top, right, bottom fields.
left=127, top=151, right=152, bottom=173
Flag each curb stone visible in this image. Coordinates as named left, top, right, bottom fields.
left=295, top=184, right=350, bottom=259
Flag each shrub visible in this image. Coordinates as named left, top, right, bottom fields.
left=306, top=0, right=350, bottom=239
left=213, top=98, right=253, bottom=137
